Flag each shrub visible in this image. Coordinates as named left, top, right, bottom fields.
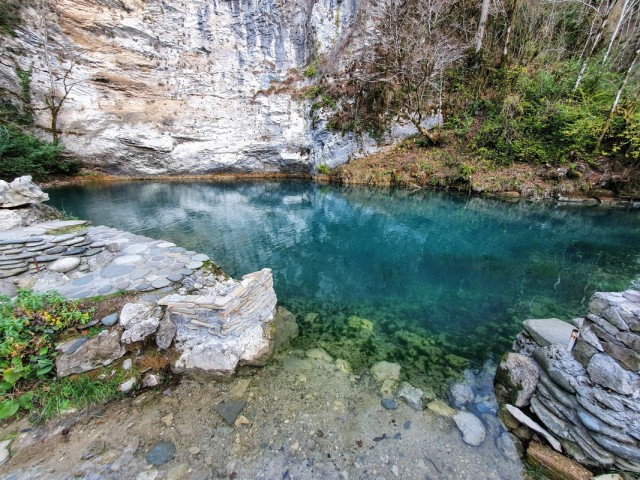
left=0, top=290, right=93, bottom=420
left=317, top=164, right=331, bottom=174
left=0, top=125, right=79, bottom=180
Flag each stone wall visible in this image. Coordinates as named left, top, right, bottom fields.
left=495, top=289, right=640, bottom=473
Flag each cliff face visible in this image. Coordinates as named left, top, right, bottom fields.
left=0, top=0, right=388, bottom=175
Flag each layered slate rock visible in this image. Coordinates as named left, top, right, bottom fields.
left=55, top=330, right=126, bottom=377
left=159, top=268, right=277, bottom=376
left=496, top=289, right=640, bottom=473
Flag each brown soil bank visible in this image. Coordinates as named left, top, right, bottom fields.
left=328, top=138, right=640, bottom=203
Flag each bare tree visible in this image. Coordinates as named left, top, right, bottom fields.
left=35, top=0, right=83, bottom=143
left=475, top=0, right=492, bottom=53
left=574, top=0, right=618, bottom=90
left=597, top=47, right=639, bottom=149
left=602, top=0, right=636, bottom=64
left=352, top=0, right=465, bottom=141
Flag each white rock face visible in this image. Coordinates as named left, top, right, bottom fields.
left=0, top=177, right=49, bottom=208
left=0, top=210, right=24, bottom=231
left=0, top=0, right=429, bottom=174
left=119, top=302, right=162, bottom=344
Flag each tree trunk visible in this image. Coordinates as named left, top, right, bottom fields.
left=603, top=0, right=631, bottom=64
left=596, top=48, right=639, bottom=149
left=498, top=0, right=517, bottom=66
left=410, top=117, right=438, bottom=144
left=475, top=0, right=491, bottom=53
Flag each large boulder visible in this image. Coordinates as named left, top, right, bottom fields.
left=55, top=330, right=126, bottom=377
left=0, top=176, right=49, bottom=208
left=494, top=352, right=539, bottom=407
left=166, top=268, right=278, bottom=376
left=171, top=316, right=273, bottom=376
left=119, top=302, right=162, bottom=344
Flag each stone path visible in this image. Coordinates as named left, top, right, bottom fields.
left=0, top=220, right=210, bottom=299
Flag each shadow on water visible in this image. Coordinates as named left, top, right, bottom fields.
left=48, top=181, right=640, bottom=393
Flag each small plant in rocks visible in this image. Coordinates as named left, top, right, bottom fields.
left=0, top=290, right=93, bottom=420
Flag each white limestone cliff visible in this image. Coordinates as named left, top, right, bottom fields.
left=0, top=0, right=428, bottom=174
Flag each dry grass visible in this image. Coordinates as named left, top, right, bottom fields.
left=331, top=137, right=633, bottom=200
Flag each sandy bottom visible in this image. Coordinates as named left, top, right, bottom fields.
left=0, top=350, right=523, bottom=480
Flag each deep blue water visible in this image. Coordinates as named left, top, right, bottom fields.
left=48, top=181, right=640, bottom=391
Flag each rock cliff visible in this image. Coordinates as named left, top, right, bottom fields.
left=0, top=0, right=416, bottom=175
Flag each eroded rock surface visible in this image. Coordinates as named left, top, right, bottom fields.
left=0, top=177, right=49, bottom=208
left=55, top=329, right=125, bottom=377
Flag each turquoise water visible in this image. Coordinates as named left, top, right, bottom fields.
left=48, top=181, right=640, bottom=391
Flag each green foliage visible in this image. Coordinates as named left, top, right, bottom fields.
left=303, top=62, right=318, bottom=79
left=14, top=65, right=33, bottom=125
left=0, top=125, right=80, bottom=180
left=317, top=164, right=331, bottom=174
left=0, top=290, right=93, bottom=420
left=36, top=374, right=124, bottom=422
left=468, top=65, right=636, bottom=166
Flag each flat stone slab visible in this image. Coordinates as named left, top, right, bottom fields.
left=145, top=441, right=176, bottom=466
left=213, top=400, right=246, bottom=425
left=523, top=318, right=576, bottom=347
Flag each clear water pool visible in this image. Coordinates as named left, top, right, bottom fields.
left=48, top=181, right=640, bottom=392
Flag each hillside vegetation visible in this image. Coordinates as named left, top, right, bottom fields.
left=310, top=0, right=640, bottom=196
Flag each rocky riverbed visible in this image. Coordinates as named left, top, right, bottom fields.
left=0, top=347, right=523, bottom=480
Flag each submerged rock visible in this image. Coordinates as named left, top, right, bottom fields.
left=306, top=348, right=333, bottom=363
left=453, top=412, right=486, bottom=447
left=396, top=382, right=424, bottom=411
left=371, top=361, right=401, bottom=396
left=448, top=383, right=474, bottom=408
left=426, top=399, right=456, bottom=418
left=370, top=361, right=401, bottom=383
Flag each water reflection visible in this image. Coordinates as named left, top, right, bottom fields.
left=48, top=181, right=640, bottom=389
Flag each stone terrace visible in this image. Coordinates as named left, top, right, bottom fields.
left=0, top=220, right=210, bottom=298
